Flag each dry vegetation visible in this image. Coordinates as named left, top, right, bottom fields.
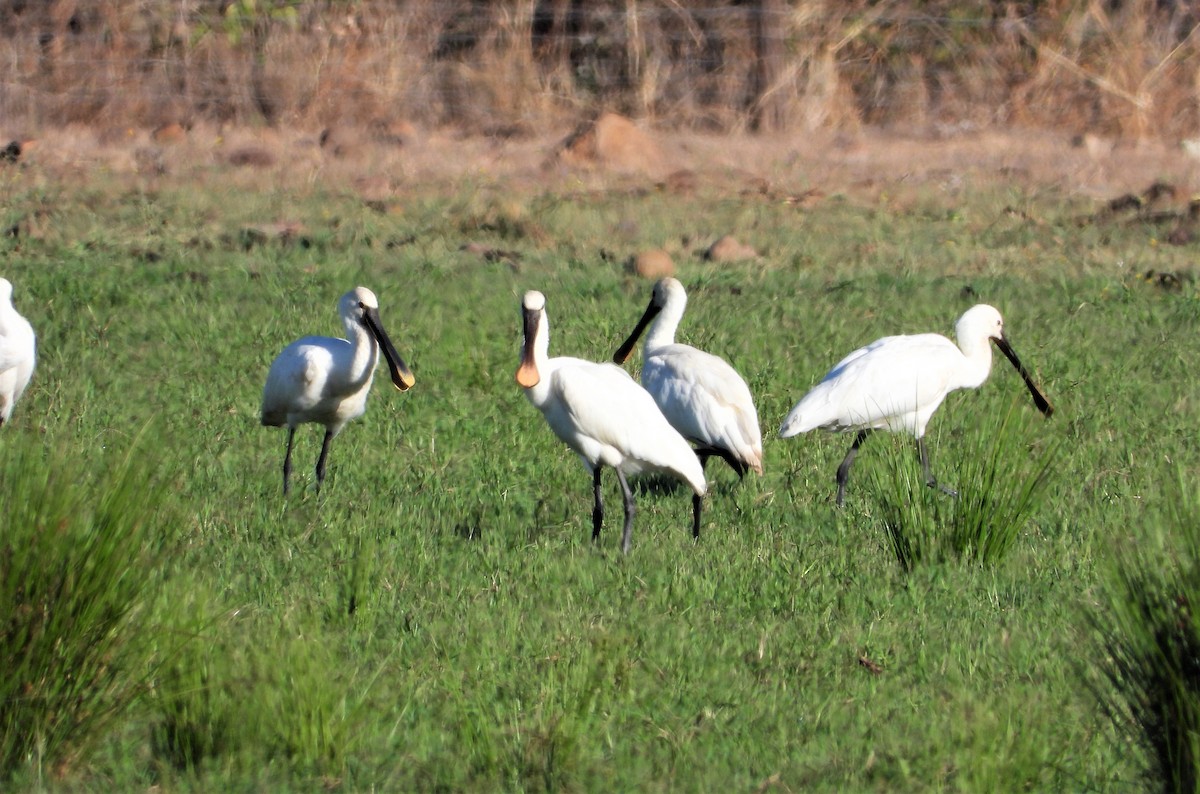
left=3, top=1, right=1200, bottom=138
left=0, top=0, right=1195, bottom=134
left=4, top=2, right=1200, bottom=207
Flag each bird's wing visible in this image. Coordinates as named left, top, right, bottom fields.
left=261, top=337, right=337, bottom=417
left=783, top=333, right=959, bottom=434
left=0, top=346, right=22, bottom=372
left=0, top=328, right=33, bottom=372
left=551, top=361, right=646, bottom=451
left=644, top=346, right=763, bottom=459
left=550, top=360, right=704, bottom=492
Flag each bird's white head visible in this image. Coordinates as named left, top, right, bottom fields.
left=957, top=304, right=1005, bottom=344
left=339, top=286, right=415, bottom=391
left=0, top=278, right=12, bottom=306
left=652, top=277, right=686, bottom=310
left=958, top=303, right=1054, bottom=417
left=523, top=290, right=546, bottom=312
left=341, top=286, right=380, bottom=318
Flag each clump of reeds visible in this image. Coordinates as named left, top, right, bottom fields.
left=1089, top=476, right=1200, bottom=793
left=869, top=403, right=1056, bottom=571
left=148, top=590, right=367, bottom=775
left=0, top=434, right=168, bottom=779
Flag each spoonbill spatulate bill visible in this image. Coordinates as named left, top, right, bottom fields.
left=516, top=290, right=706, bottom=554
left=614, top=277, right=764, bottom=478
left=261, top=286, right=414, bottom=494
left=778, top=304, right=1053, bottom=506
left=0, top=277, right=36, bottom=427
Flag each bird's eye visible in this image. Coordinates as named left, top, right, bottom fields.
left=358, top=301, right=366, bottom=310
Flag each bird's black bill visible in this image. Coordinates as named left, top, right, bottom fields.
left=363, top=307, right=415, bottom=391
left=994, top=336, right=1053, bottom=417
left=516, top=306, right=540, bottom=387
left=613, top=299, right=660, bottom=364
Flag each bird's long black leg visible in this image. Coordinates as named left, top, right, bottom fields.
left=917, top=436, right=958, bottom=498
left=836, top=429, right=871, bottom=507
left=692, top=492, right=703, bottom=541
left=282, top=427, right=296, bottom=496
left=614, top=468, right=637, bottom=555
left=314, top=428, right=334, bottom=491
left=591, top=466, right=604, bottom=541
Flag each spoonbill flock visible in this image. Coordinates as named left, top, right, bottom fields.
left=0, top=277, right=35, bottom=428
left=779, top=304, right=1054, bottom=506
left=0, top=272, right=1054, bottom=554
left=260, top=286, right=415, bottom=495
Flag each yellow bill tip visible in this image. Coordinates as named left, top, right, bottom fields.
left=392, top=370, right=415, bottom=391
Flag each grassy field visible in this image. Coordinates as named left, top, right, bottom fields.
left=2, top=159, right=1200, bottom=791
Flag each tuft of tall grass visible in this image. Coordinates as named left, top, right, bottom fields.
left=149, top=604, right=367, bottom=777
left=0, top=433, right=170, bottom=780
left=1089, top=476, right=1200, bottom=794
left=148, top=583, right=240, bottom=773
left=869, top=403, right=1057, bottom=571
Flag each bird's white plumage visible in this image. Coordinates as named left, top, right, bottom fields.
left=520, top=292, right=705, bottom=497
left=0, top=278, right=36, bottom=427
left=626, top=278, right=763, bottom=474
left=261, top=286, right=413, bottom=493
left=779, top=304, right=1005, bottom=440
left=262, top=290, right=381, bottom=434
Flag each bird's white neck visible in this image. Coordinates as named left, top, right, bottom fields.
left=955, top=333, right=994, bottom=390
left=344, top=316, right=380, bottom=385
left=644, top=296, right=684, bottom=353
left=0, top=298, right=17, bottom=331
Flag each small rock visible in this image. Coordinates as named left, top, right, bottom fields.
left=627, top=249, right=675, bottom=279
left=704, top=235, right=757, bottom=262
left=226, top=146, right=275, bottom=168
left=151, top=122, right=188, bottom=144
left=558, top=112, right=664, bottom=174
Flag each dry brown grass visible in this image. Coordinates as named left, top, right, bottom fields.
left=5, top=1, right=1200, bottom=208
left=6, top=116, right=1196, bottom=214
left=3, top=2, right=1200, bottom=143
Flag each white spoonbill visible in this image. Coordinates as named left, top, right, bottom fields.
left=778, top=304, right=1053, bottom=506
left=516, top=290, right=706, bottom=554
left=261, top=286, right=414, bottom=494
left=0, top=277, right=36, bottom=427
left=613, top=277, right=763, bottom=478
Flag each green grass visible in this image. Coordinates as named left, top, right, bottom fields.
left=0, top=431, right=171, bottom=782
left=868, top=404, right=1058, bottom=570
left=1090, top=476, right=1200, bottom=794
left=1, top=170, right=1198, bottom=790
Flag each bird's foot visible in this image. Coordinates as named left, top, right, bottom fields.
left=926, top=480, right=958, bottom=499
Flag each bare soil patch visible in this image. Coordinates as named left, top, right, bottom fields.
left=2, top=121, right=1197, bottom=207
